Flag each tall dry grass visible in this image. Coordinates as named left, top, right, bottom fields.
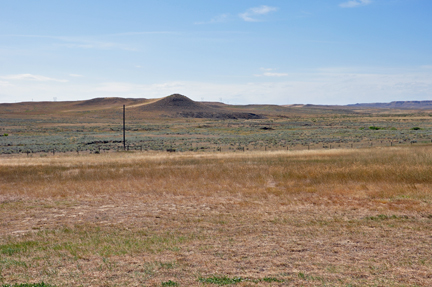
left=2, top=146, right=432, bottom=286
left=1, top=146, right=432, bottom=209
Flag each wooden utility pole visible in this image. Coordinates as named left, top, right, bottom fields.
left=123, top=105, right=126, bottom=150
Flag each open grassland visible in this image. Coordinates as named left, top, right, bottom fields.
left=1, top=146, right=432, bottom=286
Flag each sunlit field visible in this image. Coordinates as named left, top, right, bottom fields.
left=1, top=146, right=432, bottom=286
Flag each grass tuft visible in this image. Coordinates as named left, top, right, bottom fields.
left=161, top=280, right=178, bottom=286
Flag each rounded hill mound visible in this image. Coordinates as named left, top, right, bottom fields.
left=138, top=94, right=210, bottom=112
left=135, top=94, right=263, bottom=119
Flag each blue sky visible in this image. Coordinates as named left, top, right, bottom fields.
left=1, top=0, right=431, bottom=105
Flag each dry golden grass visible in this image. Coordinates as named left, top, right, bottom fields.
left=1, top=146, right=432, bottom=286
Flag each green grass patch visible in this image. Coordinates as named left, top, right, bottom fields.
left=262, top=277, right=284, bottom=283
left=198, top=276, right=243, bottom=285
left=0, top=226, right=192, bottom=261
left=161, top=280, right=178, bottom=286
left=0, top=241, right=39, bottom=256
left=197, top=276, right=286, bottom=285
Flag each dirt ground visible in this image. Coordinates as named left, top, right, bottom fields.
left=1, top=193, right=431, bottom=286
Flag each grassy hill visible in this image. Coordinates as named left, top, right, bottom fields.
left=1, top=95, right=432, bottom=123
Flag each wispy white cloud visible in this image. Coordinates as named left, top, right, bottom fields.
left=195, top=13, right=230, bottom=25
left=262, top=72, right=289, bottom=77
left=0, top=74, right=68, bottom=82
left=339, top=0, right=372, bottom=8
left=239, top=5, right=278, bottom=22
left=255, top=68, right=289, bottom=77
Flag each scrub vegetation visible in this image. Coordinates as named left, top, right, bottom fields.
left=1, top=111, right=432, bottom=155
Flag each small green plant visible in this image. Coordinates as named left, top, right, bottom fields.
left=161, top=280, right=178, bottom=286
left=411, top=127, right=421, bottom=130
left=198, top=276, right=243, bottom=285
left=3, top=133, right=8, bottom=136
left=369, top=126, right=381, bottom=130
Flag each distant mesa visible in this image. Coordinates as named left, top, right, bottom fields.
left=347, top=100, right=432, bottom=109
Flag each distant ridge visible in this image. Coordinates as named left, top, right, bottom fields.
left=3, top=95, right=431, bottom=120
left=347, top=100, right=432, bottom=109
left=76, top=97, right=145, bottom=107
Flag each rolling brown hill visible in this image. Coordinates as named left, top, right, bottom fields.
left=0, top=97, right=148, bottom=115
left=0, top=94, right=264, bottom=120
left=74, top=97, right=146, bottom=108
